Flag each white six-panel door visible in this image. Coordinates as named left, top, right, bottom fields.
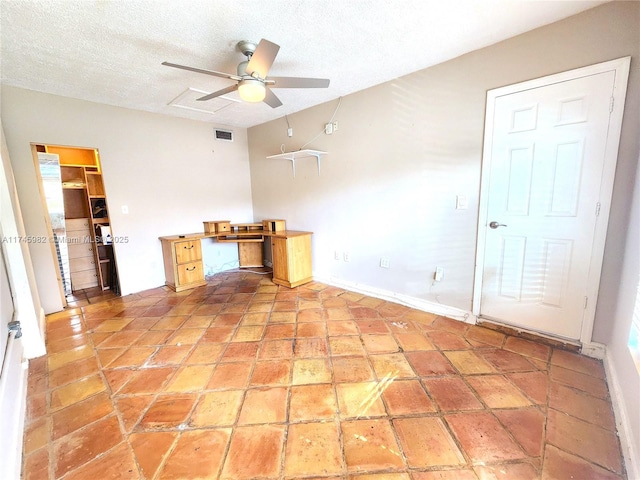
left=475, top=58, right=630, bottom=342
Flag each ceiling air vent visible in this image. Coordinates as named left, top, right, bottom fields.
left=215, top=129, right=233, bottom=142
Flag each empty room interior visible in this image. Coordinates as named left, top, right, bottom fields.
left=1, top=1, right=639, bottom=479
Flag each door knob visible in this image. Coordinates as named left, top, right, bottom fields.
left=489, top=221, right=507, bottom=229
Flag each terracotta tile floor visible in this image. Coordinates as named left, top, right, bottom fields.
left=22, top=272, right=627, bottom=479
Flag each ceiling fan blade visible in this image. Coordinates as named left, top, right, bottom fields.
left=197, top=84, right=239, bottom=101
left=246, top=39, right=280, bottom=79
left=263, top=88, right=283, bottom=108
left=268, top=76, right=330, bottom=88
left=162, top=61, right=242, bottom=81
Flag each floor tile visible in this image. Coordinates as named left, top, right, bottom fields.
left=549, top=364, right=609, bottom=399
left=422, top=376, right=484, bottom=412
left=369, top=353, right=416, bottom=379
left=47, top=344, right=94, bottom=371
left=342, top=418, right=405, bottom=471
left=26, top=273, right=627, bottom=480
left=393, top=417, right=465, bottom=467
left=335, top=382, right=387, bottom=418
left=114, top=394, right=155, bottom=432
left=48, top=356, right=101, bottom=388
left=329, top=336, right=366, bottom=356
left=62, top=442, right=139, bottom=480
left=549, top=381, right=616, bottom=430
left=51, top=391, right=114, bottom=440
left=292, top=358, right=332, bottom=384
left=53, top=415, right=123, bottom=478
left=258, top=339, right=294, bottom=359
left=405, top=350, right=456, bottom=376
left=289, top=384, right=337, bottom=421
left=546, top=408, right=623, bottom=473
left=466, top=374, right=532, bottom=408
left=361, top=333, right=400, bottom=354
left=220, top=341, right=259, bottom=361
left=22, top=446, right=49, bottom=480
left=393, top=332, right=435, bottom=351
left=327, top=320, right=359, bottom=335
left=412, top=471, right=476, bottom=480
left=474, top=463, right=539, bottom=480
left=130, top=431, right=178, bottom=479
left=504, top=336, right=551, bottom=362
left=250, top=359, right=291, bottom=386
left=541, top=444, right=621, bottom=480
left=284, top=422, right=342, bottom=476
left=427, top=330, right=471, bottom=350
left=163, top=364, right=215, bottom=392
left=480, top=348, right=537, bottom=372
left=332, top=356, right=375, bottom=383
left=50, top=374, right=106, bottom=411
left=207, top=362, right=252, bottom=390
left=381, top=379, right=436, bottom=415
left=158, top=429, right=231, bottom=479
left=550, top=348, right=605, bottom=379
left=294, top=337, right=328, bottom=357
left=444, top=350, right=496, bottom=375
left=465, top=325, right=505, bottom=347
left=221, top=424, right=284, bottom=479
left=237, top=386, right=288, bottom=424
left=506, top=370, right=549, bottom=405
left=138, top=393, right=197, bottom=430
left=445, top=412, right=526, bottom=463
left=494, top=407, right=545, bottom=457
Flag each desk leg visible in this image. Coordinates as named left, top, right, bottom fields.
left=238, top=242, right=264, bottom=268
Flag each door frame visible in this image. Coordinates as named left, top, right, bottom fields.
left=472, top=56, right=631, bottom=349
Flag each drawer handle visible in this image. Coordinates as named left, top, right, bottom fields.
left=184, top=245, right=194, bottom=249
left=186, top=266, right=196, bottom=272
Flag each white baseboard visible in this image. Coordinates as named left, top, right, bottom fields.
left=581, top=340, right=606, bottom=359
left=603, top=348, right=639, bottom=480
left=315, top=275, right=476, bottom=324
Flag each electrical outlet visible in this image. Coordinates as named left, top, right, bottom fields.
left=287, top=127, right=293, bottom=137
left=343, top=251, right=351, bottom=262
left=325, top=122, right=333, bottom=135
left=434, top=267, right=444, bottom=282
left=456, top=195, right=468, bottom=210
left=332, top=121, right=338, bottom=132
left=334, top=250, right=341, bottom=261
left=380, top=257, right=390, bottom=268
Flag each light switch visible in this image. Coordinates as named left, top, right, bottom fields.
left=121, top=205, right=129, bottom=214
left=456, top=195, right=468, bottom=210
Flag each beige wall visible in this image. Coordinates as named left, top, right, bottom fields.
left=1, top=87, right=254, bottom=311
left=249, top=1, right=639, bottom=312
left=248, top=1, right=639, bottom=466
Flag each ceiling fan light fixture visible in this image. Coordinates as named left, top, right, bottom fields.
left=238, top=78, right=266, bottom=103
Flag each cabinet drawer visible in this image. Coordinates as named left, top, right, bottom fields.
left=177, top=261, right=204, bottom=286
left=68, top=243, right=95, bottom=259
left=174, top=240, right=202, bottom=264
left=69, top=256, right=96, bottom=272
left=65, top=218, right=91, bottom=231
left=71, top=269, right=99, bottom=289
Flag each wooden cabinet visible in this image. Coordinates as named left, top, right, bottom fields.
left=60, top=161, right=116, bottom=291
left=66, top=218, right=99, bottom=289
left=161, top=238, right=207, bottom=292
left=159, top=223, right=313, bottom=291
left=270, top=232, right=312, bottom=288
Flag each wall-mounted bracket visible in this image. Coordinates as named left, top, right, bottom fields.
left=267, top=149, right=327, bottom=177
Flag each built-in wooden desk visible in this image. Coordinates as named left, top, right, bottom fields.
left=159, top=221, right=312, bottom=291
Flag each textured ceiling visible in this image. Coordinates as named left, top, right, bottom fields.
left=1, top=0, right=607, bottom=129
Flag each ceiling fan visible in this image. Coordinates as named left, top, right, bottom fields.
left=162, top=39, right=330, bottom=108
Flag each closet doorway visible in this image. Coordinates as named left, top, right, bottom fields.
left=32, top=144, right=120, bottom=305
